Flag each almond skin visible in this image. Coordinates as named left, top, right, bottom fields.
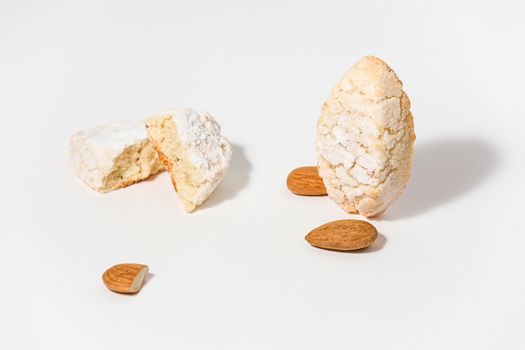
left=305, top=220, right=378, bottom=251
left=287, top=166, right=327, bottom=196
left=102, top=263, right=149, bottom=294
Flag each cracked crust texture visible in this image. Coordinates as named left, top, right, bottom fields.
left=145, top=108, right=232, bottom=212
left=69, top=121, right=165, bottom=193
left=316, top=56, right=415, bottom=217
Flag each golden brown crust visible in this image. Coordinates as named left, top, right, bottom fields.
left=152, top=145, right=178, bottom=191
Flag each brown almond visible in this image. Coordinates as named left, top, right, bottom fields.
left=102, top=263, right=149, bottom=294
left=287, top=166, right=327, bottom=196
left=305, top=220, right=378, bottom=251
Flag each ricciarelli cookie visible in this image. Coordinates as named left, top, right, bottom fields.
left=145, top=108, right=232, bottom=213
left=316, top=56, right=415, bottom=217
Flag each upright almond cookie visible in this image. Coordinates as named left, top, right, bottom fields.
left=316, top=56, right=415, bottom=217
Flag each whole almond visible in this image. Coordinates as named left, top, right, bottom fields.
left=305, top=220, right=378, bottom=251
left=287, top=166, right=327, bottom=196
left=102, top=263, right=149, bottom=294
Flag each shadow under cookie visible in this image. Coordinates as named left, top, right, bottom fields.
left=381, top=137, right=500, bottom=220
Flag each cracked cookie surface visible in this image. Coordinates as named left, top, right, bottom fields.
left=316, top=56, right=415, bottom=217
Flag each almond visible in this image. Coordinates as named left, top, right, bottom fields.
left=305, top=220, right=378, bottom=251
left=287, top=166, right=327, bottom=196
left=102, top=263, right=149, bottom=294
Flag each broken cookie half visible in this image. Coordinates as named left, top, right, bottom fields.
left=145, top=108, right=232, bottom=212
left=69, top=121, right=165, bottom=193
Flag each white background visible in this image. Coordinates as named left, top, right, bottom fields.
left=1, top=1, right=524, bottom=349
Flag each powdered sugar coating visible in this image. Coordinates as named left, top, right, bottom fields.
left=168, top=108, right=231, bottom=181
left=72, top=121, right=148, bottom=150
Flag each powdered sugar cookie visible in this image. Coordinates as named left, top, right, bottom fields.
left=317, top=56, right=415, bottom=217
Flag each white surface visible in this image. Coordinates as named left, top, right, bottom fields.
left=1, top=1, right=524, bottom=349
